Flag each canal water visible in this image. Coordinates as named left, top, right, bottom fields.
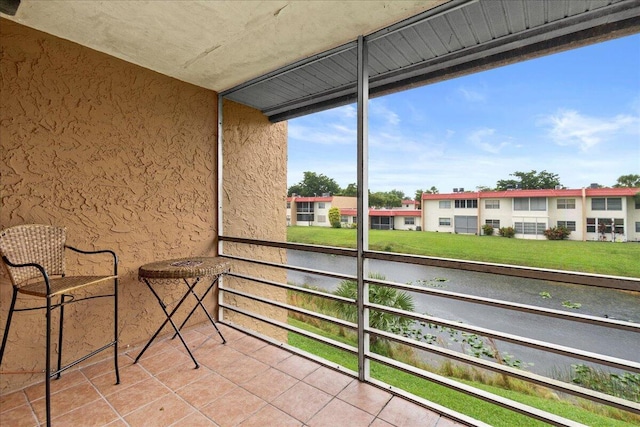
left=286, top=250, right=640, bottom=376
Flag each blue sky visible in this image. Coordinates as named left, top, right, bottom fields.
left=287, top=33, right=640, bottom=197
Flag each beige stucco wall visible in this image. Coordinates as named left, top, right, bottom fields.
left=221, top=100, right=288, bottom=342
left=0, top=19, right=287, bottom=394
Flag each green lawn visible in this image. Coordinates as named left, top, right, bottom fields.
left=288, top=318, right=639, bottom=426
left=287, top=226, right=640, bottom=278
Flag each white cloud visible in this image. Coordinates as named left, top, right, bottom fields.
left=467, top=128, right=511, bottom=154
left=540, top=109, right=639, bottom=151
left=457, top=86, right=486, bottom=102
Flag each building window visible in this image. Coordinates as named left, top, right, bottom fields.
left=340, top=215, right=348, bottom=223
left=514, top=197, right=546, bottom=211
left=485, top=200, right=500, bottom=209
left=317, top=215, right=326, bottom=223
left=557, top=220, right=576, bottom=231
left=371, top=217, right=392, bottom=230
left=592, top=197, right=622, bottom=211
left=454, top=199, right=477, bottom=208
left=352, top=216, right=357, bottom=223
left=404, top=217, right=415, bottom=225
left=587, top=218, right=624, bottom=234
left=439, top=200, right=451, bottom=209
left=636, top=200, right=640, bottom=209
left=636, top=222, right=640, bottom=232
left=485, top=219, right=500, bottom=228
left=557, top=198, right=575, bottom=209
left=318, top=202, right=326, bottom=209
left=286, top=201, right=291, bottom=209
left=514, top=222, right=545, bottom=235
left=296, top=201, right=314, bottom=222
left=439, top=217, right=451, bottom=226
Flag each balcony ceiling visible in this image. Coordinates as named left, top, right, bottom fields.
left=2, top=0, right=639, bottom=122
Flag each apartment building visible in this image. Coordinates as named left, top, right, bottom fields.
left=286, top=196, right=422, bottom=230
left=421, top=187, right=640, bottom=241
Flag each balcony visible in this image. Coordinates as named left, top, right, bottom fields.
left=0, top=323, right=459, bottom=427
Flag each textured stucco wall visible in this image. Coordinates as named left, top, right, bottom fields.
left=221, top=100, right=288, bottom=341
left=0, top=19, right=287, bottom=394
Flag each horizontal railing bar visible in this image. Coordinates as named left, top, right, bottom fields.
left=368, top=302, right=640, bottom=373
left=223, top=251, right=638, bottom=333
left=221, top=253, right=357, bottom=282
left=219, top=303, right=357, bottom=355
left=366, top=276, right=639, bottom=333
left=368, top=352, right=587, bottom=427
left=370, top=327, right=640, bottom=413
left=220, top=235, right=639, bottom=291
left=365, top=250, right=640, bottom=292
left=227, top=271, right=355, bottom=305
left=221, top=286, right=356, bottom=331
left=220, top=235, right=356, bottom=257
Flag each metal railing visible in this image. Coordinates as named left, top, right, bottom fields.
left=218, top=235, right=640, bottom=426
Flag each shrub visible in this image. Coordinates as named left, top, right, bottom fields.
left=498, top=226, right=515, bottom=238
left=328, top=207, right=341, bottom=228
left=481, top=224, right=494, bottom=236
left=544, top=226, right=570, bottom=240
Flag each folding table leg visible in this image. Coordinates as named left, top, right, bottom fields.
left=134, top=278, right=201, bottom=368
left=172, top=276, right=226, bottom=344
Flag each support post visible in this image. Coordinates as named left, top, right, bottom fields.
left=356, top=35, right=370, bottom=382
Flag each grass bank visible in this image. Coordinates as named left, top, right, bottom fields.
left=287, top=226, right=640, bottom=277
left=288, top=318, right=639, bottom=426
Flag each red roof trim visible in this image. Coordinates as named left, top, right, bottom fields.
left=339, top=208, right=421, bottom=217
left=422, top=188, right=639, bottom=200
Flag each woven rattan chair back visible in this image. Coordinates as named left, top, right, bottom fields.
left=0, top=224, right=67, bottom=287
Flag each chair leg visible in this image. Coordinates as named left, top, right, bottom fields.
left=56, top=294, right=66, bottom=380
left=0, top=288, right=18, bottom=365
left=45, top=296, right=52, bottom=427
left=113, top=277, right=120, bottom=384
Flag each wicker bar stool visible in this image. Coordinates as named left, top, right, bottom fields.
left=0, top=224, right=120, bottom=427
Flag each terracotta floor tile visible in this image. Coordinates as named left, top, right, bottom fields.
left=377, top=396, right=441, bottom=427
left=196, top=344, right=244, bottom=371
left=0, top=403, right=38, bottom=427
left=227, top=335, right=268, bottom=355
left=239, top=404, right=303, bottom=427
left=175, top=373, right=236, bottom=409
left=80, top=355, right=122, bottom=380
left=124, top=393, right=196, bottom=427
left=171, top=411, right=218, bottom=426
left=137, top=346, right=195, bottom=375
left=0, top=390, right=28, bottom=413
left=241, top=367, right=298, bottom=401
left=370, top=418, right=394, bottom=427
left=31, top=381, right=102, bottom=425
left=435, top=416, right=464, bottom=426
left=307, top=398, right=375, bottom=427
left=336, top=380, right=392, bottom=416
left=51, top=397, right=120, bottom=427
left=213, top=324, right=246, bottom=342
left=275, top=355, right=319, bottom=380
left=104, top=377, right=170, bottom=416
left=215, top=354, right=268, bottom=384
left=271, top=381, right=332, bottom=423
left=200, top=386, right=267, bottom=427
left=125, top=336, right=175, bottom=361
left=251, top=343, right=292, bottom=366
left=167, top=328, right=209, bottom=351
left=154, top=360, right=213, bottom=391
left=104, top=419, right=128, bottom=427
left=90, top=361, right=151, bottom=396
left=303, top=366, right=354, bottom=396
left=24, top=370, right=87, bottom=402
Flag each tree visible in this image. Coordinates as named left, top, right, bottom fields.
left=287, top=171, right=342, bottom=196
left=613, top=174, right=640, bottom=188
left=415, top=187, right=437, bottom=209
left=369, top=190, right=403, bottom=208
left=342, top=183, right=358, bottom=197
left=496, top=170, right=561, bottom=190
left=328, top=206, right=341, bottom=228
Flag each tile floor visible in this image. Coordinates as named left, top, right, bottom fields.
left=0, top=323, right=461, bottom=426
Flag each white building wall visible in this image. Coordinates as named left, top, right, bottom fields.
left=393, top=216, right=419, bottom=230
